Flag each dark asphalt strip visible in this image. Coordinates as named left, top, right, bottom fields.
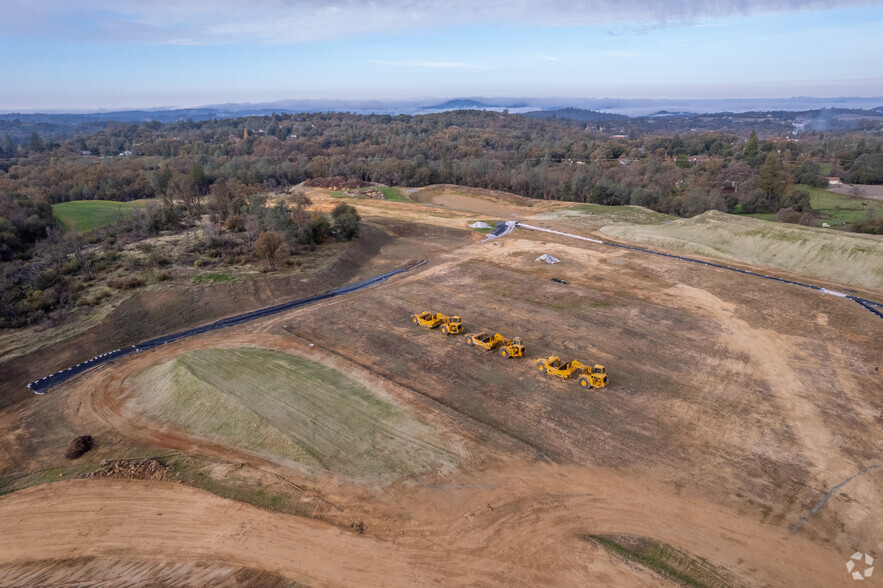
left=27, top=260, right=426, bottom=395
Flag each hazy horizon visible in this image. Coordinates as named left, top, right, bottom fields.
left=2, top=1, right=882, bottom=111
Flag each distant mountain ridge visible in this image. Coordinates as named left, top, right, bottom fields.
left=523, top=108, right=628, bottom=122
left=426, top=99, right=529, bottom=110
left=4, top=96, right=883, bottom=124
left=2, top=98, right=882, bottom=141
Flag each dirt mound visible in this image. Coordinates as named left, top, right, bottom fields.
left=344, top=188, right=385, bottom=199
left=84, top=458, right=174, bottom=482
left=65, top=435, right=94, bottom=459
left=415, top=184, right=540, bottom=207
left=303, top=176, right=371, bottom=189
left=122, top=347, right=459, bottom=483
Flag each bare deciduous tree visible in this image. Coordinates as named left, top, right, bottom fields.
left=253, top=230, right=289, bottom=270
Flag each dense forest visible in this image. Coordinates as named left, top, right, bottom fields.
left=1, top=110, right=882, bottom=328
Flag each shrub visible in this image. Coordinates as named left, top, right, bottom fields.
left=253, top=230, right=289, bottom=270
left=111, top=275, right=144, bottom=290
left=91, top=286, right=112, bottom=304
left=331, top=203, right=361, bottom=241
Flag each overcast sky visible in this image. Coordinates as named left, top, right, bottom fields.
left=1, top=0, right=882, bottom=111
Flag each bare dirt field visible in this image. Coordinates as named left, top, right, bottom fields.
left=829, top=183, right=883, bottom=201
left=1, top=187, right=881, bottom=587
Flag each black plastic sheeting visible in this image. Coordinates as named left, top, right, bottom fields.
left=491, top=222, right=509, bottom=237
left=851, top=298, right=883, bottom=319
left=28, top=260, right=426, bottom=395
left=516, top=223, right=883, bottom=320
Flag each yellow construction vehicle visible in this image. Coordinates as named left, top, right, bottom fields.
left=498, top=336, right=525, bottom=358
left=439, top=315, right=463, bottom=335
left=410, top=311, right=463, bottom=335
left=535, top=356, right=608, bottom=388
left=411, top=311, right=444, bottom=329
left=465, top=333, right=525, bottom=358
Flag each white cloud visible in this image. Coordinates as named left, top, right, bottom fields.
left=0, top=0, right=874, bottom=44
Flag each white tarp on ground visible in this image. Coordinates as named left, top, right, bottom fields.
left=470, top=221, right=492, bottom=229
left=535, top=254, right=561, bottom=264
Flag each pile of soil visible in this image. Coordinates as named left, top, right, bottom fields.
left=84, top=458, right=175, bottom=482
left=344, top=189, right=385, bottom=199
left=303, top=177, right=371, bottom=189
left=65, top=435, right=95, bottom=459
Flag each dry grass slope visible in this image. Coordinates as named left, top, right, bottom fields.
left=127, top=347, right=459, bottom=483
left=600, top=210, right=883, bottom=292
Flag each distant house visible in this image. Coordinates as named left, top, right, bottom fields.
left=611, top=134, right=628, bottom=139
left=80, top=150, right=91, bottom=156
left=826, top=177, right=842, bottom=185
left=688, top=155, right=709, bottom=164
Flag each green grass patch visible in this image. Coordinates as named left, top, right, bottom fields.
left=583, top=534, right=738, bottom=588
left=800, top=185, right=883, bottom=225
left=331, top=186, right=410, bottom=202
left=129, top=347, right=458, bottom=483
left=192, top=272, right=234, bottom=284
left=53, top=200, right=138, bottom=233
left=470, top=219, right=497, bottom=233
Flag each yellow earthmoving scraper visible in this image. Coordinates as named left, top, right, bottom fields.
left=535, top=355, right=608, bottom=388
left=465, top=333, right=525, bottom=358
left=411, top=311, right=463, bottom=334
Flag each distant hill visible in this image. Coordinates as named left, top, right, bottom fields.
left=0, top=108, right=278, bottom=125
left=425, top=99, right=529, bottom=110
left=523, top=108, right=628, bottom=122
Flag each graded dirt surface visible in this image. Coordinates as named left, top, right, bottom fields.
left=1, top=187, right=881, bottom=587
left=829, top=183, right=883, bottom=201
left=0, top=471, right=860, bottom=588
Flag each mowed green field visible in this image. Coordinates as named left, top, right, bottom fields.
left=802, top=185, right=883, bottom=225
left=129, top=347, right=459, bottom=483
left=53, top=200, right=139, bottom=232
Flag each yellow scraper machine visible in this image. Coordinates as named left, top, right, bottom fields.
left=410, top=309, right=609, bottom=386
left=465, top=333, right=525, bottom=358
left=410, top=311, right=463, bottom=335
left=535, top=355, right=608, bottom=389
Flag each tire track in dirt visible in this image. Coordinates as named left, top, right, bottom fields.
left=0, top=467, right=858, bottom=587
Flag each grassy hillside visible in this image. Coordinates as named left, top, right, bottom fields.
left=600, top=210, right=883, bottom=292
left=53, top=200, right=138, bottom=232
left=129, top=347, right=459, bottom=483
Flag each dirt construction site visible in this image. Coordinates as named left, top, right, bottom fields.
left=0, top=185, right=881, bottom=587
